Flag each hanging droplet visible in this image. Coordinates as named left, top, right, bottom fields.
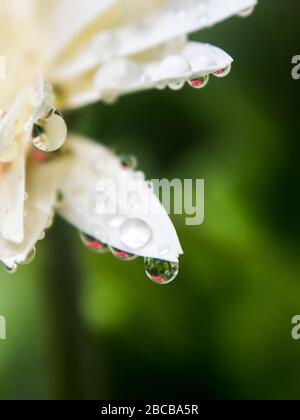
left=188, top=75, right=209, bottom=89
left=80, top=232, right=109, bottom=254
left=156, top=82, right=167, bottom=90
left=110, top=247, right=138, bottom=261
left=4, top=263, right=18, bottom=274
left=120, top=154, right=138, bottom=170
left=168, top=79, right=185, bottom=91
left=21, top=248, right=36, bottom=266
left=120, top=219, right=152, bottom=250
left=32, top=109, right=67, bottom=152
left=144, top=258, right=179, bottom=285
left=213, top=64, right=231, bottom=78
left=238, top=7, right=255, bottom=18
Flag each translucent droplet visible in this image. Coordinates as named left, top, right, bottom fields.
left=168, top=79, right=185, bottom=91
left=120, top=154, right=138, bottom=170
left=80, top=232, right=108, bottom=254
left=110, top=247, right=138, bottom=261
left=238, top=7, right=255, bottom=18
left=120, top=218, right=152, bottom=250
left=32, top=109, right=67, bottom=152
left=156, top=82, right=167, bottom=91
left=188, top=75, right=209, bottom=89
left=21, top=247, right=36, bottom=266
left=213, top=64, right=231, bottom=78
left=144, top=258, right=179, bottom=285
left=4, top=263, right=18, bottom=274
left=39, top=231, right=46, bottom=241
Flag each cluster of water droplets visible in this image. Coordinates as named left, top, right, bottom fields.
left=79, top=154, right=179, bottom=285
left=156, top=62, right=231, bottom=92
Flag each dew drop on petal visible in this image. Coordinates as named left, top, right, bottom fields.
left=32, top=110, right=67, bottom=152
left=213, top=64, right=231, bottom=78
left=120, top=154, right=138, bottom=170
left=120, top=218, right=152, bottom=250
left=21, top=247, right=36, bottom=266
left=238, top=7, right=255, bottom=17
left=144, top=258, right=179, bottom=285
left=110, top=247, right=138, bottom=261
left=80, top=232, right=109, bottom=254
left=4, top=263, right=18, bottom=274
left=168, top=79, right=185, bottom=91
left=188, top=75, right=209, bottom=89
left=156, top=82, right=167, bottom=90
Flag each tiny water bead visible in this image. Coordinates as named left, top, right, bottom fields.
left=4, top=263, right=18, bottom=274
left=80, top=232, right=109, bottom=254
left=238, top=7, right=255, bottom=18
left=120, top=218, right=152, bottom=250
left=120, top=154, right=138, bottom=170
left=21, top=248, right=36, bottom=266
left=213, top=64, right=231, bottom=78
left=168, top=79, right=185, bottom=91
left=188, top=75, right=209, bottom=89
left=109, top=247, right=138, bottom=261
left=144, top=258, right=179, bottom=285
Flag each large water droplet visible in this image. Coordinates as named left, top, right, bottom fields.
left=80, top=232, right=108, bottom=254
left=110, top=247, right=138, bottom=261
left=213, top=64, right=231, bottom=78
left=144, top=258, right=179, bottom=285
left=120, top=218, right=152, bottom=250
left=32, top=109, right=67, bottom=152
left=188, top=75, right=209, bottom=89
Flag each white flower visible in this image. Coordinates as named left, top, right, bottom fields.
left=0, top=0, right=256, bottom=279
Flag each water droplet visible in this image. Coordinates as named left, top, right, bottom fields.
left=213, top=64, right=231, bottom=78
left=120, top=154, right=138, bottom=170
left=144, top=258, right=179, bottom=285
left=4, top=263, right=18, bottom=274
left=238, top=7, right=255, bottom=18
left=80, top=232, right=108, bottom=254
left=39, top=231, right=46, bottom=241
left=21, top=247, right=36, bottom=265
left=110, top=247, right=138, bottom=261
left=168, top=79, right=185, bottom=91
left=188, top=75, right=209, bottom=89
left=156, top=82, right=167, bottom=90
left=120, top=218, right=152, bottom=250
left=32, top=109, right=67, bottom=152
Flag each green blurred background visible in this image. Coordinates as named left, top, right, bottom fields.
left=1, top=0, right=300, bottom=400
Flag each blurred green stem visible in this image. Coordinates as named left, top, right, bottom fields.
left=43, top=218, right=99, bottom=400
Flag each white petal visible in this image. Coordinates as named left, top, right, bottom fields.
left=54, top=40, right=232, bottom=108
left=0, top=158, right=64, bottom=269
left=57, top=136, right=183, bottom=263
left=49, top=0, right=256, bottom=65
left=0, top=92, right=29, bottom=162
left=0, top=152, right=25, bottom=244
